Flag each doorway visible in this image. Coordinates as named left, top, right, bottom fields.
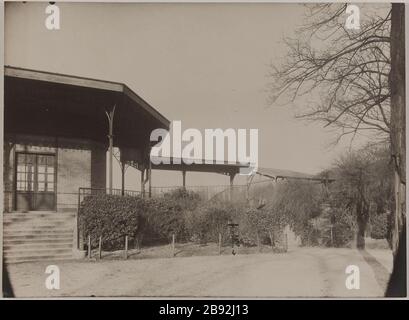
left=15, top=153, right=56, bottom=211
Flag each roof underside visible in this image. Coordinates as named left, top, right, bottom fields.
left=150, top=157, right=251, bottom=175
left=4, top=66, right=170, bottom=151
left=256, top=167, right=333, bottom=182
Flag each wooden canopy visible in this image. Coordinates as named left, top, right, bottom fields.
left=4, top=66, right=170, bottom=152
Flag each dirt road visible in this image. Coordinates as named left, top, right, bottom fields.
left=6, top=247, right=392, bottom=298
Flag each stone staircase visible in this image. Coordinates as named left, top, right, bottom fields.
left=3, top=211, right=76, bottom=263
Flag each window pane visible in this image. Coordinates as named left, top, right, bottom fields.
left=17, top=154, right=26, bottom=164
left=38, top=182, right=45, bottom=191
left=47, top=156, right=55, bottom=166
left=18, top=181, right=27, bottom=191
left=47, top=183, right=54, bottom=191
left=38, top=156, right=46, bottom=165
left=48, top=167, right=55, bottom=174
left=38, top=173, right=45, bottom=182
left=26, top=155, right=35, bottom=164
left=38, top=165, right=46, bottom=173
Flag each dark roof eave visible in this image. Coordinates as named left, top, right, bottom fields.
left=5, top=65, right=170, bottom=130
left=122, top=85, right=170, bottom=129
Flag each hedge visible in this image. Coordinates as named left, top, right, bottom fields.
left=79, top=188, right=202, bottom=249
left=79, top=194, right=145, bottom=250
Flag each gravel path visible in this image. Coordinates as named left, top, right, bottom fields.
left=5, top=247, right=392, bottom=298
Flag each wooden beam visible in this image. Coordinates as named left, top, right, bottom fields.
left=5, top=66, right=123, bottom=92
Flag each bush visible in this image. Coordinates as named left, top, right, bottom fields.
left=163, top=188, right=202, bottom=210
left=185, top=201, right=242, bottom=244
left=138, top=188, right=202, bottom=245
left=140, top=197, right=190, bottom=244
left=79, top=189, right=203, bottom=250
left=79, top=194, right=144, bottom=250
left=370, top=212, right=389, bottom=239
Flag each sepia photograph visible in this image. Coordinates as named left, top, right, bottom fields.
left=1, top=1, right=407, bottom=300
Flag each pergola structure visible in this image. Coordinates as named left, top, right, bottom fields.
left=254, top=167, right=335, bottom=183
left=142, top=156, right=251, bottom=198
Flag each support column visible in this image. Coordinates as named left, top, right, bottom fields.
left=105, top=105, right=116, bottom=195
left=148, top=159, right=152, bottom=198
left=140, top=168, right=145, bottom=198
left=182, top=170, right=186, bottom=190
left=229, top=172, right=235, bottom=201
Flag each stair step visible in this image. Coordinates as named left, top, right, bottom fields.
left=4, top=253, right=74, bottom=264
left=4, top=228, right=73, bottom=234
left=4, top=225, right=74, bottom=231
left=3, top=217, right=75, bottom=223
left=4, top=237, right=73, bottom=245
left=4, top=234, right=73, bottom=241
left=4, top=247, right=73, bottom=256
left=4, top=243, right=73, bottom=251
left=3, top=212, right=76, bottom=263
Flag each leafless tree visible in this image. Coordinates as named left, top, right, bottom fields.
left=269, top=4, right=391, bottom=143
left=269, top=3, right=405, bottom=255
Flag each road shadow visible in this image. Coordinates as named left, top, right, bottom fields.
left=359, top=249, right=391, bottom=293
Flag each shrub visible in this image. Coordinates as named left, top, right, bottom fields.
left=79, top=189, right=203, bottom=250
left=185, top=201, right=240, bottom=244
left=140, top=197, right=190, bottom=244
left=79, top=194, right=144, bottom=250
left=370, top=211, right=389, bottom=239
left=163, top=188, right=202, bottom=210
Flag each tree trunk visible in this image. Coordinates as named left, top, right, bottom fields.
left=356, top=200, right=369, bottom=250
left=389, top=3, right=406, bottom=255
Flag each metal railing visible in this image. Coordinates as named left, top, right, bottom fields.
left=151, top=185, right=248, bottom=201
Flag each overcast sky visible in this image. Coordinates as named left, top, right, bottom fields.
left=5, top=2, right=367, bottom=189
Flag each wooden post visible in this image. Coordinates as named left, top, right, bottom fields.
left=105, top=105, right=116, bottom=195
left=285, top=233, right=288, bottom=252
left=229, top=173, right=235, bottom=201
left=98, top=236, right=102, bottom=260
left=330, top=225, right=334, bottom=247
left=136, top=238, right=141, bottom=252
left=172, top=234, right=175, bottom=257
left=257, top=233, right=261, bottom=252
left=121, top=162, right=125, bottom=196
left=124, top=235, right=128, bottom=260
left=87, top=235, right=91, bottom=259
left=140, top=168, right=144, bottom=198
left=148, top=151, right=152, bottom=198
left=182, top=170, right=186, bottom=190
left=269, top=231, right=274, bottom=248
left=218, top=233, right=222, bottom=255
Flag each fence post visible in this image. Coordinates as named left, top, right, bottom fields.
left=172, top=234, right=175, bottom=257
left=218, top=233, right=222, bottom=255
left=124, top=235, right=128, bottom=260
left=257, top=233, right=261, bottom=252
left=285, top=233, right=288, bottom=252
left=269, top=231, right=274, bottom=248
left=330, top=225, right=334, bottom=247
left=98, top=236, right=102, bottom=260
left=87, top=235, right=91, bottom=259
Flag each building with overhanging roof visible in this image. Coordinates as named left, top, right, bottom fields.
left=3, top=66, right=252, bottom=262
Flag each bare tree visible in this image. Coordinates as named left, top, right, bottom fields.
left=269, top=3, right=405, bottom=254
left=269, top=4, right=391, bottom=142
